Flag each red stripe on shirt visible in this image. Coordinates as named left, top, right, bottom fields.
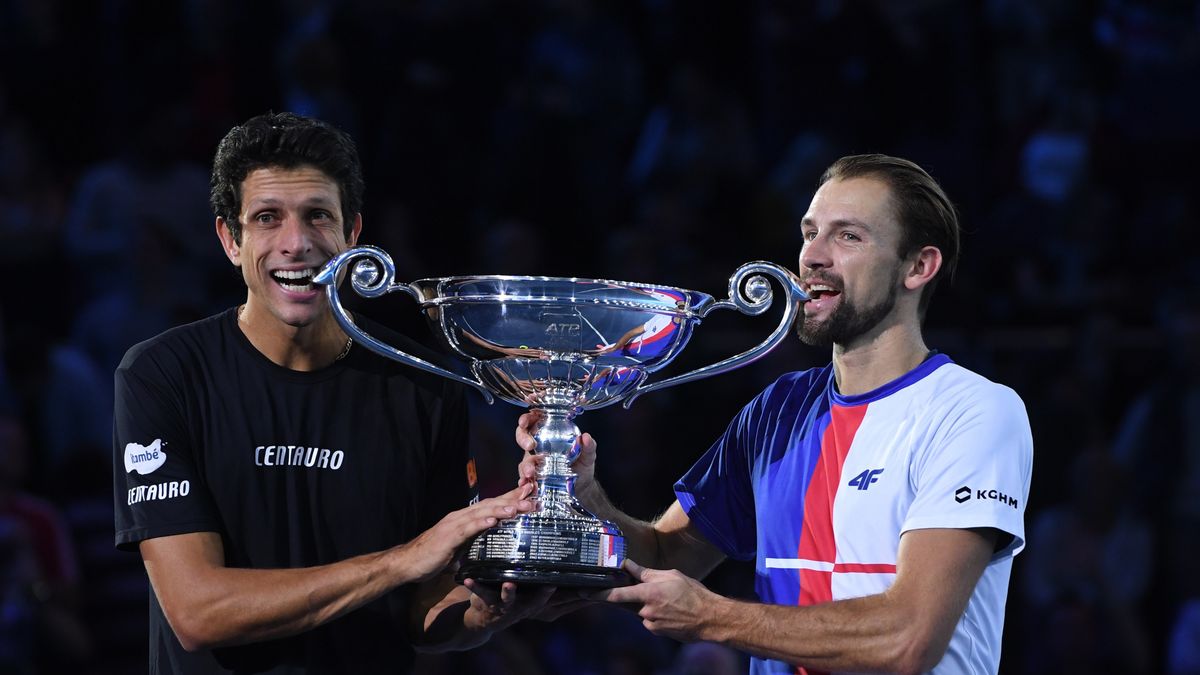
left=795, top=403, right=868, bottom=675
left=832, top=562, right=897, bottom=574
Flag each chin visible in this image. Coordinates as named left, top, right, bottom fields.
left=273, top=306, right=323, bottom=328
left=796, top=319, right=834, bottom=347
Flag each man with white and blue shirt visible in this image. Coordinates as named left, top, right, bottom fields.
left=518, top=154, right=1033, bottom=674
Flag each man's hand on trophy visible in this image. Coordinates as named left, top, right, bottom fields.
left=594, top=559, right=719, bottom=643
left=397, top=486, right=535, bottom=583
left=460, top=579, right=556, bottom=632
left=515, top=411, right=598, bottom=492
left=464, top=579, right=595, bottom=626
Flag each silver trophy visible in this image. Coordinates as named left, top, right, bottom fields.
left=314, top=246, right=807, bottom=587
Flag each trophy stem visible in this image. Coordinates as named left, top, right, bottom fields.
left=454, top=404, right=628, bottom=587
left=530, top=408, right=583, bottom=516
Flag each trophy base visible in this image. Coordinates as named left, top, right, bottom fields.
left=455, top=510, right=629, bottom=589
left=455, top=560, right=630, bottom=588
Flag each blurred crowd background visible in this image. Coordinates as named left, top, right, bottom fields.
left=2, top=0, right=1199, bottom=673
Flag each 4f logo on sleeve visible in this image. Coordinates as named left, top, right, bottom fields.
left=124, top=439, right=167, bottom=475
left=848, top=468, right=884, bottom=491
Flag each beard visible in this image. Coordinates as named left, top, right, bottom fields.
left=797, top=278, right=899, bottom=347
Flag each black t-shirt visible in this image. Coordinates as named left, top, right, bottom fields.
left=113, top=308, right=477, bottom=674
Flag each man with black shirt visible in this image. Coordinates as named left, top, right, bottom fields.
left=114, top=112, right=544, bottom=674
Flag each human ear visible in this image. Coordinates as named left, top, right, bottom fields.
left=216, top=217, right=241, bottom=266
left=347, top=213, right=363, bottom=246
left=904, top=245, right=942, bottom=291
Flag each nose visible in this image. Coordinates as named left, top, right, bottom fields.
left=799, top=233, right=830, bottom=271
left=279, top=216, right=313, bottom=257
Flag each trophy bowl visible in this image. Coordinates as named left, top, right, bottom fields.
left=314, top=246, right=807, bottom=587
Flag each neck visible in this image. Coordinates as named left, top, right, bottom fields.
left=830, top=319, right=929, bottom=396
left=237, top=303, right=351, bottom=371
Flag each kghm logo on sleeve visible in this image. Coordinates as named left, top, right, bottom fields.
left=955, top=485, right=1019, bottom=509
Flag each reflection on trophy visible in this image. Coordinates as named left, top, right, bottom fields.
left=314, top=246, right=807, bottom=587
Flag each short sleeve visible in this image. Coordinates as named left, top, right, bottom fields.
left=674, top=388, right=772, bottom=561
left=113, top=360, right=223, bottom=551
left=901, top=384, right=1033, bottom=559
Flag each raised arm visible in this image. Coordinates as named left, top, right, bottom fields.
left=139, top=488, right=533, bottom=652
left=516, top=412, right=725, bottom=578
left=603, top=526, right=998, bottom=675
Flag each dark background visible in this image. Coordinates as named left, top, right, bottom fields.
left=2, top=1, right=1198, bottom=673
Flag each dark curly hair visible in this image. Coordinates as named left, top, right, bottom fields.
left=209, top=111, right=364, bottom=244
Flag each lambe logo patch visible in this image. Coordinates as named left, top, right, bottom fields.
left=124, top=439, right=167, bottom=475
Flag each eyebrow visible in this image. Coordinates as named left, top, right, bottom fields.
left=800, top=217, right=874, bottom=231
left=246, top=196, right=340, bottom=210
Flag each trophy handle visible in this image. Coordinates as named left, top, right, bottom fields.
left=313, top=246, right=495, bottom=404
left=623, top=261, right=807, bottom=408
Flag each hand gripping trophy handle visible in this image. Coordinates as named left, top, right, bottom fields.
left=314, top=245, right=808, bottom=587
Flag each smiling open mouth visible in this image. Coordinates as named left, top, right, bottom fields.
left=271, top=267, right=317, bottom=292
left=806, top=284, right=841, bottom=300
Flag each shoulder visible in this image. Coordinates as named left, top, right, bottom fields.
left=348, top=314, right=473, bottom=402
left=922, top=362, right=1028, bottom=416
left=731, top=364, right=834, bottom=426
left=914, top=362, right=1033, bottom=461
left=117, top=309, right=233, bottom=377
left=757, top=364, right=833, bottom=405
left=772, top=365, right=832, bottom=390
left=353, top=314, right=452, bottom=369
